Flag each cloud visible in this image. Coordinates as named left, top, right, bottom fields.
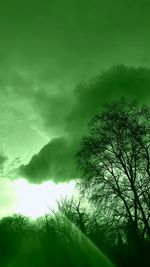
left=18, top=65, right=150, bottom=183
left=19, top=137, right=77, bottom=183
left=65, top=65, right=150, bottom=135
left=1, top=0, right=150, bottom=183
left=0, top=154, right=7, bottom=167
left=0, top=154, right=8, bottom=176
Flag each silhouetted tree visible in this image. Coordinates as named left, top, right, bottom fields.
left=57, top=196, right=89, bottom=234
left=0, top=214, right=29, bottom=233
left=76, top=99, right=150, bottom=244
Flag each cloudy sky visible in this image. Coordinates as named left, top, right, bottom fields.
left=0, top=0, right=150, bottom=217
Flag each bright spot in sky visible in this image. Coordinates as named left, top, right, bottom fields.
left=13, top=178, right=76, bottom=219
left=0, top=178, right=17, bottom=218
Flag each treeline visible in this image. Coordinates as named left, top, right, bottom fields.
left=0, top=196, right=149, bottom=267
left=0, top=210, right=114, bottom=267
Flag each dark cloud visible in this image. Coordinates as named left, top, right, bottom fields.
left=19, top=137, right=77, bottom=183
left=19, top=65, right=150, bottom=183
left=65, top=65, right=150, bottom=135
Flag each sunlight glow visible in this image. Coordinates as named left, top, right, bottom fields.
left=13, top=178, right=76, bottom=219
left=0, top=178, right=17, bottom=218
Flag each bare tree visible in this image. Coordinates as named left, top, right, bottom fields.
left=57, top=196, right=89, bottom=234
left=76, top=99, right=150, bottom=241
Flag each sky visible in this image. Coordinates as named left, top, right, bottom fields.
left=0, top=0, right=150, bottom=217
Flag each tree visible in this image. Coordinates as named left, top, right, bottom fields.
left=57, top=196, right=89, bottom=234
left=0, top=214, right=29, bottom=233
left=76, top=99, right=150, bottom=242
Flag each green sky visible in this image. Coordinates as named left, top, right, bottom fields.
left=0, top=0, right=150, bottom=187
